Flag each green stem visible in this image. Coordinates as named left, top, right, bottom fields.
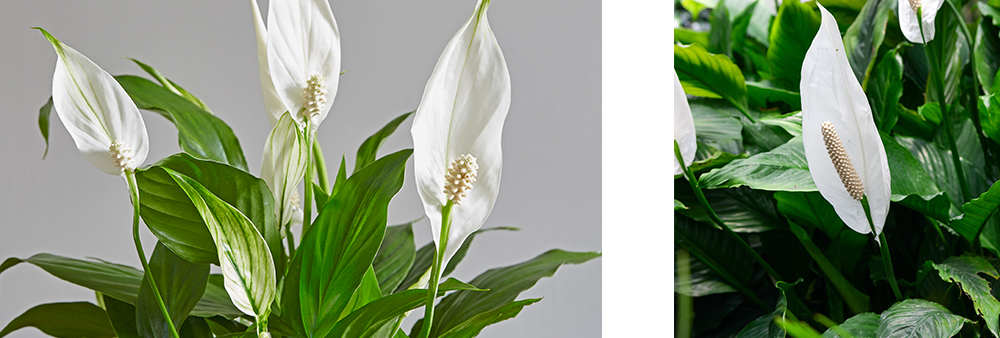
left=418, top=200, right=454, bottom=338
left=861, top=195, right=902, bottom=301
left=256, top=317, right=268, bottom=338
left=676, top=249, right=693, bottom=338
left=126, top=171, right=180, bottom=338
left=388, top=316, right=404, bottom=337
left=674, top=141, right=783, bottom=281
left=919, top=8, right=972, bottom=203
left=285, top=225, right=297, bottom=259
left=302, top=120, right=315, bottom=238
left=313, top=138, right=331, bottom=194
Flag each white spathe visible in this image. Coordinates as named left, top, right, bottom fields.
left=250, top=0, right=288, bottom=126
left=674, top=70, right=696, bottom=176
left=38, top=28, right=148, bottom=176
left=262, top=0, right=341, bottom=130
left=261, top=112, right=309, bottom=228
left=899, top=0, right=944, bottom=43
left=411, top=0, right=510, bottom=273
left=801, top=5, right=891, bottom=238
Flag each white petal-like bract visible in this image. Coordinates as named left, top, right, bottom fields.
left=251, top=0, right=289, bottom=126
left=801, top=5, right=891, bottom=237
left=411, top=0, right=510, bottom=271
left=674, top=70, right=696, bottom=176
left=898, top=0, right=944, bottom=43
left=261, top=112, right=309, bottom=228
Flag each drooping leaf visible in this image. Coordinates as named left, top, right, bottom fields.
left=676, top=186, right=783, bottom=233
left=129, top=58, right=213, bottom=113
left=117, top=75, right=247, bottom=171
left=820, top=312, right=879, bottom=338
left=875, top=299, right=970, bottom=338
left=931, top=255, right=1000, bottom=337
left=0, top=302, right=115, bottom=338
left=355, top=111, right=413, bottom=173
left=165, top=168, right=276, bottom=319
left=136, top=242, right=210, bottom=338
left=842, top=0, right=895, bottom=86
left=298, top=150, right=410, bottom=338
left=37, top=97, right=53, bottom=159
left=674, top=43, right=751, bottom=117
left=700, top=136, right=816, bottom=191
left=373, top=221, right=418, bottom=295
left=435, top=299, right=541, bottom=338
left=394, top=226, right=518, bottom=294
left=767, top=0, right=821, bottom=90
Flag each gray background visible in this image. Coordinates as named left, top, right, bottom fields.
left=0, top=0, right=601, bottom=337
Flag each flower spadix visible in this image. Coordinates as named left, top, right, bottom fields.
left=899, top=0, right=943, bottom=43
left=411, top=0, right=510, bottom=271
left=251, top=0, right=341, bottom=130
left=674, top=70, right=696, bottom=176
left=36, top=28, right=148, bottom=176
left=801, top=5, right=891, bottom=237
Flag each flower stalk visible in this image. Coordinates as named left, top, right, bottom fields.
left=861, top=195, right=902, bottom=300
left=126, top=171, right=180, bottom=338
left=418, top=199, right=454, bottom=338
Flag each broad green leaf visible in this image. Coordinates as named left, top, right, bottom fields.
left=775, top=191, right=844, bottom=239
left=881, top=133, right=951, bottom=222
left=129, top=59, right=212, bottom=113
left=177, top=317, right=214, bottom=338
left=355, top=111, right=413, bottom=173
left=165, top=168, right=276, bottom=319
left=951, top=180, right=1000, bottom=251
left=298, top=149, right=411, bottom=338
left=767, top=0, right=820, bottom=90
left=788, top=222, right=870, bottom=314
left=842, top=0, right=894, bottom=86
left=931, top=255, right=1000, bottom=337
left=103, top=295, right=139, bottom=338
left=436, top=299, right=541, bottom=338
left=675, top=28, right=711, bottom=47
left=821, top=312, right=879, bottom=338
left=690, top=147, right=748, bottom=173
left=675, top=247, right=737, bottom=297
left=0, top=302, right=115, bottom=338
left=741, top=116, right=796, bottom=154
left=817, top=0, right=865, bottom=11
left=700, top=136, right=815, bottom=191
left=373, top=221, right=418, bottom=295
left=136, top=242, right=209, bottom=338
left=876, top=299, right=970, bottom=338
left=117, top=75, right=247, bottom=171
left=425, top=249, right=601, bottom=337
left=709, top=0, right=734, bottom=57
left=37, top=97, right=53, bottom=159
left=193, top=275, right=243, bottom=318
left=980, top=93, right=1000, bottom=146
left=747, top=0, right=775, bottom=45
left=674, top=43, right=751, bottom=117
left=676, top=186, right=783, bottom=233
left=776, top=317, right=824, bottom=338
left=681, top=0, right=719, bottom=17
left=896, top=134, right=969, bottom=208
left=747, top=81, right=801, bottom=110
left=925, top=9, right=968, bottom=106
left=326, top=278, right=483, bottom=338
left=675, top=200, right=688, bottom=210
left=866, top=48, right=903, bottom=132
left=976, top=9, right=1000, bottom=94
left=135, top=153, right=280, bottom=269
left=339, top=266, right=383, bottom=321
left=690, top=99, right=744, bottom=155
left=894, top=103, right=941, bottom=141
left=332, top=155, right=348, bottom=199
left=729, top=0, right=759, bottom=57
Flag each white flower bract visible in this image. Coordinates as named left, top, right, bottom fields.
left=674, top=70, right=696, bottom=176
left=899, top=0, right=943, bottom=43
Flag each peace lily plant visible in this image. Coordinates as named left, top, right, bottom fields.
left=0, top=1, right=599, bottom=337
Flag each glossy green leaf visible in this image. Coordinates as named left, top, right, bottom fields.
left=424, top=249, right=600, bottom=337
left=736, top=280, right=796, bottom=338
left=136, top=242, right=209, bottom=338
left=373, top=221, right=418, bottom=295
left=298, top=149, right=411, bottom=338
left=394, top=226, right=516, bottom=294
left=709, top=0, right=733, bottom=57
left=165, top=168, right=276, bottom=319
left=976, top=9, right=1000, bottom=94
left=875, top=299, right=970, bottom=338
left=747, top=81, right=801, bottom=110
left=788, top=222, right=870, bottom=314
left=777, top=317, right=824, bottom=338
left=775, top=191, right=843, bottom=238
left=690, top=99, right=744, bottom=155
left=339, top=266, right=383, bottom=321
left=980, top=93, right=1000, bottom=146
left=894, top=103, right=941, bottom=141
left=37, top=97, right=53, bottom=159
left=842, top=0, right=894, bottom=86
left=931, top=255, right=1000, bottom=337
left=193, top=275, right=243, bottom=319
left=700, top=136, right=816, bottom=191
left=177, top=317, right=214, bottom=338
left=881, top=132, right=951, bottom=222
left=675, top=199, right=688, bottom=210
left=0, top=302, right=115, bottom=338
left=689, top=147, right=748, bottom=173
left=896, top=133, right=970, bottom=208
left=951, top=180, right=1000, bottom=251
left=675, top=28, right=711, bottom=47
left=129, top=59, right=212, bottom=113
left=866, top=48, right=903, bottom=132
left=103, top=294, right=139, bottom=338
left=676, top=186, right=783, bottom=233
left=767, top=0, right=820, bottom=90
left=925, top=9, right=968, bottom=106
left=675, top=247, right=737, bottom=297
left=326, top=278, right=483, bottom=338
left=435, top=299, right=541, bottom=338
left=674, top=43, right=750, bottom=117
left=116, top=75, right=247, bottom=171
left=135, top=153, right=280, bottom=269
left=355, top=111, right=413, bottom=173
left=821, top=312, right=878, bottom=338
left=747, top=0, right=775, bottom=45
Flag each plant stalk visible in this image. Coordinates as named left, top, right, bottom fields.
left=313, top=138, right=331, bottom=194
left=861, top=195, right=902, bottom=301
left=676, top=249, right=694, bottom=338
left=302, top=119, right=315, bottom=238
left=674, top=141, right=783, bottom=282
left=126, top=171, right=180, bottom=338
left=418, top=200, right=454, bottom=338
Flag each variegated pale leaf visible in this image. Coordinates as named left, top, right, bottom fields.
left=411, top=0, right=510, bottom=272
left=261, top=112, right=309, bottom=227
left=674, top=70, right=696, bottom=176
left=164, top=168, right=276, bottom=319
left=801, top=5, right=891, bottom=237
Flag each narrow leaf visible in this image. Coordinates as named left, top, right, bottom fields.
left=0, top=302, right=115, bottom=338
left=355, top=111, right=413, bottom=173
left=38, top=97, right=53, bottom=159
left=373, top=221, right=418, bottom=295
left=674, top=43, right=750, bottom=116
left=136, top=242, right=210, bottom=338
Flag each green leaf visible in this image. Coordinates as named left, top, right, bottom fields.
left=129, top=58, right=212, bottom=113
left=821, top=312, right=879, bottom=338
left=925, top=8, right=968, bottom=106
left=394, top=226, right=518, bottom=294
left=975, top=8, right=1000, bottom=94
left=896, top=134, right=969, bottom=208
left=775, top=191, right=844, bottom=239
left=866, top=48, right=903, bottom=132
left=38, top=97, right=53, bottom=159
left=675, top=200, right=688, bottom=210
left=700, top=136, right=815, bottom=191
left=676, top=186, right=783, bottom=233
left=165, top=168, right=276, bottom=319
left=881, top=133, right=952, bottom=222
left=842, top=0, right=894, bottom=86
left=709, top=0, right=734, bottom=57
left=373, top=221, right=418, bottom=295
left=675, top=28, right=711, bottom=47
left=425, top=249, right=600, bottom=337
left=136, top=242, right=210, bottom=338
left=767, top=0, right=821, bottom=90
left=117, top=75, right=247, bottom=171
left=747, top=0, right=775, bottom=45
left=788, top=222, right=870, bottom=314
left=135, top=153, right=280, bottom=269
left=876, top=299, right=970, bottom=338
left=103, top=295, right=139, bottom=338
left=297, top=149, right=411, bottom=338
left=0, top=302, right=115, bottom=338
left=777, top=317, right=824, bottom=338
left=339, top=266, right=383, bottom=321
left=325, top=278, right=483, bottom=338
left=193, top=275, right=243, bottom=318
left=444, top=227, right=521, bottom=277
left=675, top=247, right=737, bottom=297
left=931, top=255, right=1000, bottom=337
left=747, top=81, right=802, bottom=111
left=894, top=103, right=941, bottom=141
left=436, top=299, right=541, bottom=338
left=690, top=147, right=748, bottom=173
left=979, top=93, right=1000, bottom=147
left=951, top=180, right=1000, bottom=251
left=355, top=111, right=413, bottom=173
left=332, top=155, right=348, bottom=199
left=675, top=43, right=751, bottom=117
left=691, top=99, right=745, bottom=155
left=178, top=317, right=214, bottom=338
